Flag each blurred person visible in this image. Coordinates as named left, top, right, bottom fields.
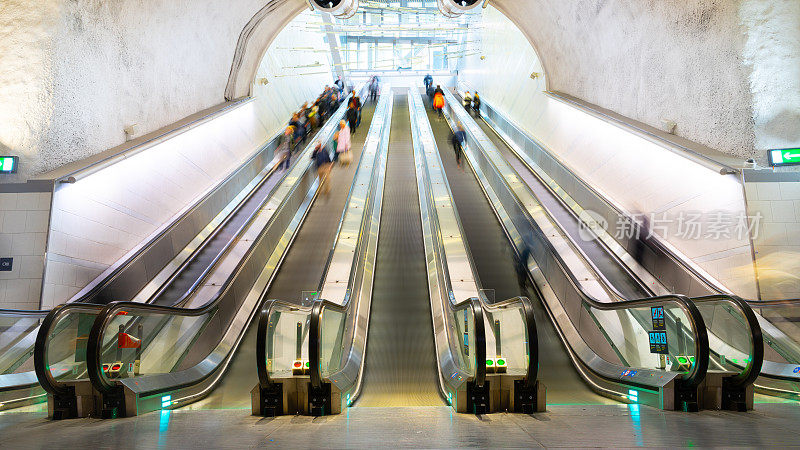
left=451, top=123, right=466, bottom=169
left=472, top=92, right=481, bottom=117
left=299, top=103, right=310, bottom=143
left=369, top=76, right=379, bottom=103
left=352, top=94, right=362, bottom=128
left=309, top=103, right=319, bottom=129
left=312, top=141, right=333, bottom=196
left=277, top=127, right=293, bottom=171
left=346, top=103, right=359, bottom=137
left=336, top=120, right=351, bottom=162
left=289, top=113, right=304, bottom=151
left=632, top=211, right=651, bottom=266
left=335, top=75, right=344, bottom=93
left=433, top=90, right=445, bottom=120
left=515, top=243, right=534, bottom=295
left=434, top=84, right=444, bottom=97
left=463, top=91, right=472, bottom=111
left=426, top=83, right=435, bottom=109
left=424, top=73, right=433, bottom=91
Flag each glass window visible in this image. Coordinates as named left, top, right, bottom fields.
left=357, top=41, right=369, bottom=70
left=432, top=48, right=445, bottom=71
left=395, top=42, right=413, bottom=70
left=347, top=41, right=357, bottom=71
left=412, top=44, right=430, bottom=71
left=376, top=43, right=393, bottom=70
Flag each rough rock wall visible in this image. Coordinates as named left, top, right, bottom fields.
left=1, top=0, right=796, bottom=183
left=0, top=0, right=279, bottom=182
left=493, top=0, right=762, bottom=160
left=740, top=0, right=800, bottom=154
left=458, top=5, right=759, bottom=298
left=0, top=1, right=61, bottom=182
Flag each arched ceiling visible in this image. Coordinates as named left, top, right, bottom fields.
left=1, top=0, right=796, bottom=182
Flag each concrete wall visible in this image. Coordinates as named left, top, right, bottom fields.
left=6, top=8, right=333, bottom=309
left=3, top=0, right=796, bottom=184
left=0, top=0, right=307, bottom=183
left=490, top=0, right=800, bottom=163
left=459, top=5, right=758, bottom=298
left=740, top=0, right=800, bottom=154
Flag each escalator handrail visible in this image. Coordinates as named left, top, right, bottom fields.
left=467, top=91, right=763, bottom=390
left=437, top=95, right=539, bottom=388
left=465, top=297, right=487, bottom=388
left=743, top=298, right=800, bottom=307
left=0, top=309, right=49, bottom=318
left=256, top=299, right=309, bottom=389
left=80, top=99, right=352, bottom=395
left=409, top=90, right=488, bottom=389
left=33, top=303, right=106, bottom=396
left=144, top=154, right=285, bottom=308
left=442, top=89, right=710, bottom=390
left=63, top=124, right=286, bottom=307
left=461, top=91, right=763, bottom=394
left=692, top=294, right=764, bottom=388
left=308, top=92, right=392, bottom=394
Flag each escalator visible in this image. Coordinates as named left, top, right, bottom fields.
left=357, top=92, right=441, bottom=407
left=423, top=98, right=609, bottom=405
left=468, top=95, right=800, bottom=404
left=407, top=89, right=539, bottom=414
left=1, top=105, right=316, bottom=412
left=438, top=88, right=723, bottom=411
left=32, top=88, right=367, bottom=418
left=253, top=87, right=538, bottom=416
left=189, top=102, right=379, bottom=410
left=253, top=89, right=395, bottom=416
left=449, top=91, right=764, bottom=410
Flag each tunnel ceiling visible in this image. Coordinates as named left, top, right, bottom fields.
left=1, top=0, right=797, bottom=182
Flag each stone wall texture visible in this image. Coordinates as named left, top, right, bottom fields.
left=0, top=0, right=797, bottom=175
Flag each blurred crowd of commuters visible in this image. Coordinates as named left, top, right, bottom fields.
left=276, top=76, right=378, bottom=197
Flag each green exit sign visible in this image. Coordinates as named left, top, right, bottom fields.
left=769, top=148, right=800, bottom=167
left=0, top=156, right=17, bottom=173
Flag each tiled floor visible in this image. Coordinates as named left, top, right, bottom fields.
left=3, top=401, right=800, bottom=448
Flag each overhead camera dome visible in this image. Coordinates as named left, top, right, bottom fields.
left=437, top=0, right=481, bottom=17
left=311, top=0, right=359, bottom=19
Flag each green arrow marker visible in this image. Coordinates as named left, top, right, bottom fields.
left=769, top=148, right=800, bottom=166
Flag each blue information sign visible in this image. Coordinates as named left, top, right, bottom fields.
left=651, top=306, right=665, bottom=331
left=648, top=331, right=669, bottom=354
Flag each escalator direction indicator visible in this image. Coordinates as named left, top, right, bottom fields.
left=648, top=331, right=669, bottom=354
left=651, top=306, right=665, bottom=331
left=769, top=148, right=800, bottom=167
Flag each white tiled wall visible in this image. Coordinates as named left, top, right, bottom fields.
left=459, top=5, right=758, bottom=299
left=744, top=180, right=800, bottom=300
left=0, top=191, right=50, bottom=310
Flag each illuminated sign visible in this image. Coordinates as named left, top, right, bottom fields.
left=768, top=148, right=800, bottom=167
left=651, top=306, right=665, bottom=331
left=648, top=331, right=669, bottom=354
left=0, top=156, right=17, bottom=174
